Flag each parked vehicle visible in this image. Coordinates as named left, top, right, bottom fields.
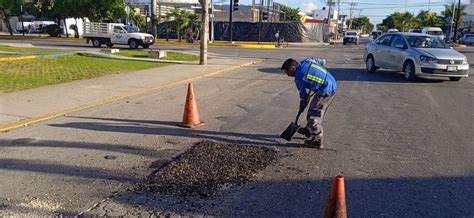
left=364, top=32, right=469, bottom=81
left=343, top=30, right=359, bottom=45
left=422, top=27, right=444, bottom=41
left=15, top=22, right=32, bottom=33
left=459, top=34, right=474, bottom=45
left=83, top=22, right=154, bottom=49
left=387, top=29, right=399, bottom=33
left=371, top=30, right=383, bottom=40
left=360, top=33, right=370, bottom=38
left=408, top=28, right=422, bottom=33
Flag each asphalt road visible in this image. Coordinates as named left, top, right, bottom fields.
left=0, top=39, right=473, bottom=216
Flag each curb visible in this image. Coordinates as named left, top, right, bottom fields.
left=0, top=59, right=264, bottom=133
left=157, top=40, right=276, bottom=49
left=0, top=55, right=36, bottom=62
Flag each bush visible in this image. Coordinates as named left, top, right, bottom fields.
left=44, top=24, right=61, bottom=37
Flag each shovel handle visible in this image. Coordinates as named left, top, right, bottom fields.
left=294, top=91, right=315, bottom=125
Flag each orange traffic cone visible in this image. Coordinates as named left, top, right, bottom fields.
left=178, top=83, right=205, bottom=128
left=323, top=175, right=347, bottom=218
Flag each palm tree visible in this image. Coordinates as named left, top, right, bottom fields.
left=417, top=10, right=444, bottom=28
left=187, top=13, right=201, bottom=40
left=167, top=7, right=190, bottom=42
left=442, top=3, right=467, bottom=28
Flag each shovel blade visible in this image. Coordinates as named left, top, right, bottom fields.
left=280, top=122, right=299, bottom=141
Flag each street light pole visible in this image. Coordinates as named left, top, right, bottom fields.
left=20, top=4, right=25, bottom=37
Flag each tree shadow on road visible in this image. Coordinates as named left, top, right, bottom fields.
left=329, top=68, right=446, bottom=83
left=48, top=116, right=300, bottom=148
left=84, top=175, right=474, bottom=217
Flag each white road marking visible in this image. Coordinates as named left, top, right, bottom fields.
left=423, top=89, right=440, bottom=108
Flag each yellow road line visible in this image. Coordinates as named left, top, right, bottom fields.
left=0, top=59, right=263, bottom=133
left=0, top=55, right=36, bottom=62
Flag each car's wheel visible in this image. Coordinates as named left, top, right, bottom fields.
left=128, top=39, right=139, bottom=49
left=343, top=42, right=346, bottom=45
left=142, top=44, right=150, bottom=49
left=92, top=39, right=102, bottom=48
left=404, top=60, right=416, bottom=81
left=106, top=43, right=114, bottom=48
left=449, top=77, right=462, bottom=81
left=366, top=55, right=376, bottom=73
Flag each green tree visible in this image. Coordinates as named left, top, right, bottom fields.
left=347, top=16, right=374, bottom=33
left=381, top=12, right=419, bottom=32
left=442, top=3, right=467, bottom=32
left=167, top=7, right=190, bottom=42
left=0, top=0, right=25, bottom=36
left=279, top=5, right=300, bottom=21
left=416, top=10, right=444, bottom=28
left=187, top=13, right=201, bottom=40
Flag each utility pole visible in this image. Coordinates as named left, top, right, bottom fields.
left=199, top=0, right=209, bottom=65
left=449, top=0, right=456, bottom=42
left=229, top=0, right=233, bottom=42
left=336, top=0, right=340, bottom=40
left=327, top=0, right=333, bottom=42
left=348, top=2, right=355, bottom=30
left=210, top=0, right=214, bottom=43
left=258, top=0, right=262, bottom=44
left=151, top=0, right=157, bottom=37
left=404, top=0, right=407, bottom=12
left=454, top=0, right=461, bottom=42
left=428, top=0, right=431, bottom=10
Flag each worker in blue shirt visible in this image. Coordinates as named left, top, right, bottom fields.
left=281, top=58, right=337, bottom=148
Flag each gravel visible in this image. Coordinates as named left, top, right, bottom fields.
left=140, top=140, right=278, bottom=197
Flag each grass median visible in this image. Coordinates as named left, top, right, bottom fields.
left=0, top=55, right=169, bottom=93
left=102, top=50, right=200, bottom=62
left=0, top=45, right=69, bottom=54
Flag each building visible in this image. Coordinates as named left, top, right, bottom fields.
left=463, top=0, right=474, bottom=28
left=125, top=0, right=282, bottom=23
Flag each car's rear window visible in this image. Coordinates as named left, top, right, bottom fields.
left=426, top=31, right=443, bottom=35
left=346, top=32, right=357, bottom=36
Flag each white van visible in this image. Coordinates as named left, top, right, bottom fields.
left=387, top=29, right=399, bottom=33
left=422, top=27, right=444, bottom=41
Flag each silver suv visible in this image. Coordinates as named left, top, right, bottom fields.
left=364, top=32, right=469, bottom=81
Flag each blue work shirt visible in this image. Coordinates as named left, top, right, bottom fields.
left=295, top=58, right=337, bottom=99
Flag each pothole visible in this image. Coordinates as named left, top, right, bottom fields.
left=139, top=140, right=278, bottom=197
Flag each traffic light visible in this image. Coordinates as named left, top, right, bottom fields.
left=233, top=0, right=239, bottom=11
left=262, top=11, right=269, bottom=20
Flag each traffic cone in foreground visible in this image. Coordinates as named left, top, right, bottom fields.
left=178, top=83, right=205, bottom=128
left=323, top=175, right=347, bottom=218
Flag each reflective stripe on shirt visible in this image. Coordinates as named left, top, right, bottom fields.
left=311, top=64, right=328, bottom=74
left=306, top=74, right=325, bottom=84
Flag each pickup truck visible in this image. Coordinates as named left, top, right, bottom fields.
left=83, top=22, right=154, bottom=49
left=343, top=31, right=359, bottom=45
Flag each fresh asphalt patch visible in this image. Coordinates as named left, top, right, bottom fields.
left=138, top=140, right=278, bottom=198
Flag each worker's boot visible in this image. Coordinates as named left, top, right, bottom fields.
left=297, top=127, right=311, bottom=138
left=304, top=137, right=323, bottom=149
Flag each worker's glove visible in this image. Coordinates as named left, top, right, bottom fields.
left=312, top=58, right=327, bottom=66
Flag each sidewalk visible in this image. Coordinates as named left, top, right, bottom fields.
left=0, top=56, right=262, bottom=132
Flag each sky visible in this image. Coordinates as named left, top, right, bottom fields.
left=235, top=0, right=471, bottom=25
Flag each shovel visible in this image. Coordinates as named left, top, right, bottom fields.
left=280, top=108, right=305, bottom=141
left=280, top=91, right=314, bottom=141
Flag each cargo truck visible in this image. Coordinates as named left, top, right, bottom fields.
left=83, top=22, right=154, bottom=49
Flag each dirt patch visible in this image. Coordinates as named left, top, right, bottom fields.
left=140, top=140, right=278, bottom=197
